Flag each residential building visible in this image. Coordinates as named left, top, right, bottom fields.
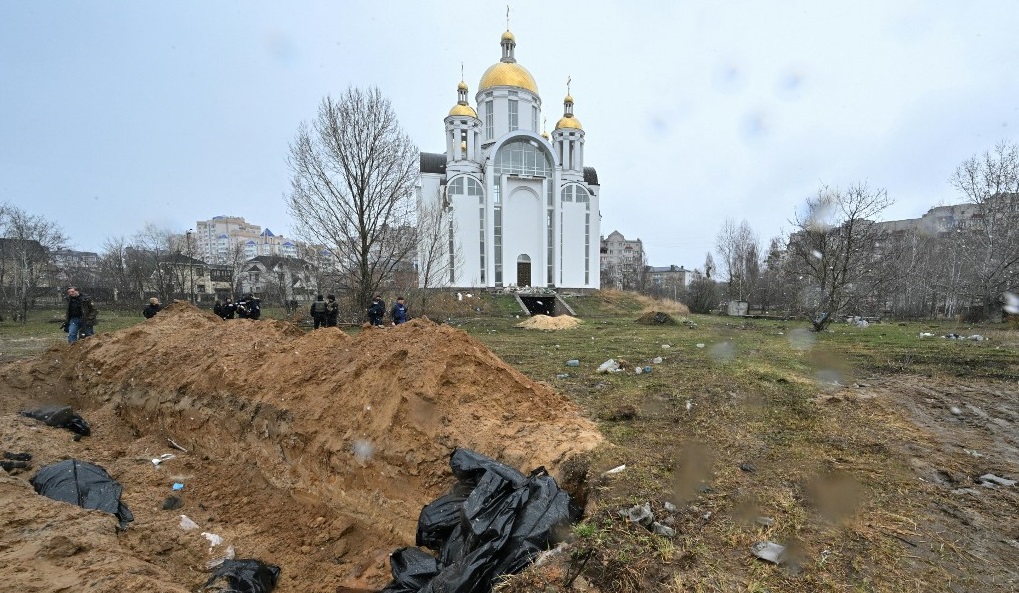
left=649, top=265, right=700, bottom=289
left=194, top=216, right=299, bottom=265
left=237, top=256, right=317, bottom=303
left=599, top=230, right=644, bottom=289
left=417, top=27, right=601, bottom=289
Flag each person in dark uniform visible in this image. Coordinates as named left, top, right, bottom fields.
left=367, top=295, right=385, bottom=326
left=143, top=297, right=162, bottom=319
left=310, top=294, right=328, bottom=329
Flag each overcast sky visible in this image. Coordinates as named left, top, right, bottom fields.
left=2, top=1, right=1017, bottom=270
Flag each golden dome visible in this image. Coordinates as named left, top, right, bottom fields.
left=478, top=61, right=538, bottom=93
left=555, top=114, right=583, bottom=130
left=541, top=131, right=549, bottom=140
left=448, top=103, right=478, bottom=118
left=457, top=80, right=468, bottom=91
left=501, top=30, right=515, bottom=42
left=564, top=94, right=574, bottom=103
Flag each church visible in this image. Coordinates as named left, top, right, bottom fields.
left=418, top=27, right=601, bottom=290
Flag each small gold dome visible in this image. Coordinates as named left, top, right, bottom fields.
left=564, top=94, right=574, bottom=103
left=457, top=80, right=468, bottom=91
left=478, top=62, right=538, bottom=93
left=541, top=131, right=549, bottom=140
left=555, top=115, right=583, bottom=130
left=448, top=103, right=478, bottom=118
left=501, top=30, right=515, bottom=42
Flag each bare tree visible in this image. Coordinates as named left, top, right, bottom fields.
left=97, top=236, right=133, bottom=302
left=715, top=218, right=760, bottom=302
left=286, top=87, right=418, bottom=319
left=950, top=140, right=1019, bottom=320
left=788, top=183, right=894, bottom=331
left=417, top=187, right=463, bottom=312
left=132, top=223, right=178, bottom=301
left=0, top=203, right=67, bottom=322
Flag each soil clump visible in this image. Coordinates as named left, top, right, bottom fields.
left=636, top=311, right=677, bottom=325
left=516, top=314, right=581, bottom=330
left=0, top=302, right=601, bottom=592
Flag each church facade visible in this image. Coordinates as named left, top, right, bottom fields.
left=418, top=29, right=601, bottom=290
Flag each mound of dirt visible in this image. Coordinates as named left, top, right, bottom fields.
left=636, top=311, right=677, bottom=325
left=0, top=302, right=601, bottom=592
left=516, top=314, right=581, bottom=330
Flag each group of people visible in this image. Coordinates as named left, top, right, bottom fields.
left=213, top=295, right=261, bottom=320
left=366, top=294, right=408, bottom=326
left=309, top=294, right=340, bottom=329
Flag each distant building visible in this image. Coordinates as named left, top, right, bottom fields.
left=194, top=216, right=299, bottom=264
left=649, top=265, right=701, bottom=289
left=599, top=230, right=644, bottom=289
left=238, top=256, right=317, bottom=302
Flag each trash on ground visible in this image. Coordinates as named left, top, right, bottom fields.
left=652, top=357, right=663, bottom=364
left=151, top=453, right=176, bottom=466
left=1, top=451, right=32, bottom=473
left=661, top=344, right=671, bottom=349
left=695, top=343, right=705, bottom=349
left=172, top=482, right=185, bottom=491
left=755, top=516, right=776, bottom=527
left=602, top=464, right=626, bottom=476
left=596, top=359, right=620, bottom=373
left=663, top=501, right=678, bottom=513
left=167, top=438, right=189, bottom=452
left=180, top=515, right=200, bottom=531
left=206, top=545, right=237, bottom=570
left=565, top=359, right=580, bottom=367
left=949, top=406, right=962, bottom=415
left=651, top=521, right=676, bottom=537
left=202, top=558, right=281, bottom=593
left=740, top=463, right=757, bottom=473
left=20, top=406, right=91, bottom=437
left=978, top=473, right=1016, bottom=487
left=202, top=532, right=225, bottom=548
left=634, top=366, right=643, bottom=374
left=30, top=459, right=133, bottom=530
left=382, top=448, right=574, bottom=593
left=621, top=502, right=654, bottom=526
left=555, top=373, right=570, bottom=379
left=919, top=332, right=934, bottom=338
left=162, top=496, right=184, bottom=510
left=751, top=541, right=787, bottom=564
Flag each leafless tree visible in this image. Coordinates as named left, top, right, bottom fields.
left=950, top=140, right=1019, bottom=320
left=788, top=183, right=894, bottom=331
left=416, top=187, right=463, bottom=312
left=0, top=203, right=67, bottom=322
left=715, top=218, right=760, bottom=302
left=132, top=223, right=178, bottom=301
left=286, top=87, right=418, bottom=319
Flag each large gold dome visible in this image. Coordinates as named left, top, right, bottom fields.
left=478, top=62, right=539, bottom=94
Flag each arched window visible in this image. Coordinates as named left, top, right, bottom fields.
left=494, top=139, right=553, bottom=177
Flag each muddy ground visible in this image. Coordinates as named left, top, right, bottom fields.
left=0, top=303, right=600, bottom=592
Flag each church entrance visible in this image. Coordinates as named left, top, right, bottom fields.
left=516, top=254, right=531, bottom=287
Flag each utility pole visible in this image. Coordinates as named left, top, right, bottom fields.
left=186, top=229, right=195, bottom=304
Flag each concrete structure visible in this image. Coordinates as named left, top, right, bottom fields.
left=417, top=28, right=601, bottom=289
left=649, top=265, right=701, bottom=289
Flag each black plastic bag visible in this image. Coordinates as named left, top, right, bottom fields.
left=30, top=459, right=133, bottom=530
left=380, top=547, right=440, bottom=593
left=202, top=559, right=281, bottom=593
left=21, top=405, right=91, bottom=437
left=383, top=448, right=574, bottom=593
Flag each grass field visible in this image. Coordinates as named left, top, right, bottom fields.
left=3, top=293, right=1017, bottom=592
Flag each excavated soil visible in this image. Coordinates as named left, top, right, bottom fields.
left=516, top=314, right=581, bottom=330
left=636, top=311, right=677, bottom=325
left=0, top=302, right=602, bottom=592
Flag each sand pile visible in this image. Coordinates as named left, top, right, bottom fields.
left=516, top=314, right=581, bottom=330
left=0, top=302, right=601, bottom=592
left=636, top=311, right=678, bottom=325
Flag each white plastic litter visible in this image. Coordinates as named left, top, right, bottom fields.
left=751, top=541, right=787, bottom=564
left=652, top=357, right=663, bottom=364
left=179, top=515, right=199, bottom=531
left=695, top=343, right=705, bottom=348
left=151, top=453, right=176, bottom=467
left=602, top=464, right=626, bottom=476
left=596, top=359, right=620, bottom=374
left=202, top=532, right=224, bottom=547
left=206, top=545, right=236, bottom=569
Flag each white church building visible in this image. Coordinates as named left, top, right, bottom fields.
left=418, top=28, right=601, bottom=290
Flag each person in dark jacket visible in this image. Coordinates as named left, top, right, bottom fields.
left=64, top=286, right=97, bottom=344
left=391, top=296, right=408, bottom=325
left=143, top=297, right=162, bottom=319
left=325, top=294, right=339, bottom=327
left=310, top=294, right=327, bottom=329
left=367, top=295, right=385, bottom=326
left=221, top=297, right=236, bottom=319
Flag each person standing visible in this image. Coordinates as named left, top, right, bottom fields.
left=367, top=295, right=385, bottom=326
left=325, top=294, right=339, bottom=327
left=64, top=286, right=97, bottom=344
left=221, top=297, right=236, bottom=319
left=391, top=296, right=408, bottom=325
left=143, top=297, right=162, bottom=319
left=310, top=294, right=328, bottom=329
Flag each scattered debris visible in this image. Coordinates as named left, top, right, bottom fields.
left=695, top=343, right=705, bottom=349
left=652, top=357, right=663, bottom=364
left=621, top=502, right=654, bottom=526
left=151, top=453, right=176, bottom=467
left=602, top=464, right=626, bottom=476
left=162, top=496, right=184, bottom=510
left=978, top=473, right=1016, bottom=487
left=751, top=541, right=787, bottom=564
left=636, top=311, right=677, bottom=325
left=740, top=463, right=757, bottom=473
left=661, top=344, right=671, bottom=349
left=172, top=482, right=185, bottom=491
left=651, top=522, right=676, bottom=537
left=950, top=406, right=963, bottom=416
left=202, top=532, right=225, bottom=548
left=166, top=438, right=189, bottom=452
left=517, top=315, right=580, bottom=330
left=663, top=501, right=678, bottom=513
left=596, top=359, right=620, bottom=374
left=565, top=359, right=580, bottom=367
left=179, top=515, right=199, bottom=530
left=755, top=516, right=776, bottom=527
